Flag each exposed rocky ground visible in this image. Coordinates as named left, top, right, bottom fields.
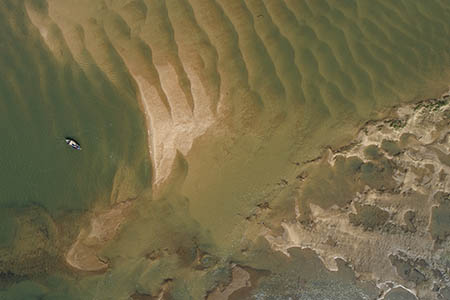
left=264, top=93, right=450, bottom=299
left=3, top=92, right=448, bottom=300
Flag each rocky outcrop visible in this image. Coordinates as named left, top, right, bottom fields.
left=266, top=93, right=450, bottom=299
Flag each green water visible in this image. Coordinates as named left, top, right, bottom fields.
left=0, top=0, right=151, bottom=284
left=1, top=0, right=450, bottom=299
left=0, top=3, right=149, bottom=213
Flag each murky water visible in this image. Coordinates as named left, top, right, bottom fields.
left=1, top=0, right=450, bottom=299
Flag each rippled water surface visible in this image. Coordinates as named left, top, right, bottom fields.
left=1, top=0, right=449, bottom=299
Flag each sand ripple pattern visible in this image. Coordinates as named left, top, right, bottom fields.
left=24, top=0, right=450, bottom=185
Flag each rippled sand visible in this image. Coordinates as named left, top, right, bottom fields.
left=1, top=0, right=450, bottom=299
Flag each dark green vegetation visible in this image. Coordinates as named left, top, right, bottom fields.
left=430, top=192, right=450, bottom=242
left=228, top=239, right=379, bottom=300
left=381, top=140, right=402, bottom=156
left=349, top=203, right=390, bottom=230
left=298, top=150, right=396, bottom=224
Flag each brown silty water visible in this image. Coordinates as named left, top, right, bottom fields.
left=1, top=0, right=450, bottom=299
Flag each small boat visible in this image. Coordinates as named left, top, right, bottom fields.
left=65, top=137, right=82, bottom=150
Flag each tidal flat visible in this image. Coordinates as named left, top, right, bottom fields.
left=0, top=1, right=450, bottom=299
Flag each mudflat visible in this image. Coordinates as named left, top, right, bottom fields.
left=1, top=1, right=450, bottom=299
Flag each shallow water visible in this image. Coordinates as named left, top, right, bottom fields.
left=0, top=0, right=150, bottom=293
left=1, top=0, right=450, bottom=299
left=0, top=1, right=150, bottom=214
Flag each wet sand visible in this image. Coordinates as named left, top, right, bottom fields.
left=1, top=1, right=450, bottom=299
